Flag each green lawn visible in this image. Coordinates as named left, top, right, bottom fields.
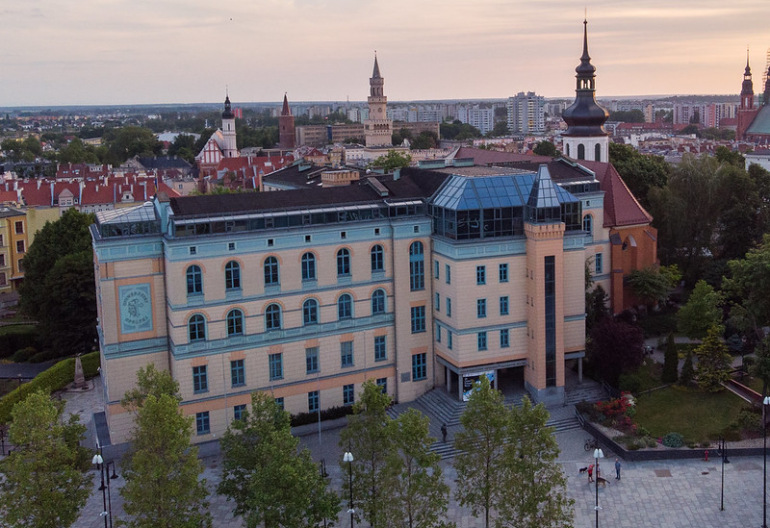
left=0, top=324, right=36, bottom=337
left=633, top=386, right=746, bottom=444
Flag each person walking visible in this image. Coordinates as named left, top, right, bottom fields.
left=441, top=423, right=448, bottom=443
left=587, top=464, right=594, bottom=483
left=615, top=458, right=621, bottom=480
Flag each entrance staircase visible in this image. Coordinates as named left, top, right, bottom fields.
left=386, top=379, right=607, bottom=459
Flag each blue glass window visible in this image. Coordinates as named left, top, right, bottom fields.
left=409, top=241, right=425, bottom=291
left=412, top=353, right=427, bottom=381
left=265, top=304, right=281, bottom=330
left=500, top=296, right=509, bottom=316
left=188, top=314, right=206, bottom=342
left=225, top=261, right=241, bottom=290
left=306, top=346, right=319, bottom=374
left=193, top=365, right=208, bottom=393
left=264, top=256, right=279, bottom=286
left=499, top=263, right=508, bottom=283
left=338, top=294, right=353, bottom=320
left=186, top=265, right=202, bottom=295
left=196, top=411, right=210, bottom=435
left=301, top=252, right=316, bottom=281
left=371, top=245, right=384, bottom=272
left=411, top=306, right=426, bottom=333
left=227, top=309, right=244, bottom=336
left=341, top=341, right=354, bottom=368
left=500, top=329, right=510, bottom=348
left=478, top=332, right=488, bottom=351
left=269, top=353, right=283, bottom=381
left=477, top=299, right=487, bottom=318
left=476, top=265, right=486, bottom=285
left=343, top=384, right=355, bottom=405
left=231, top=359, right=245, bottom=387
left=371, top=289, right=386, bottom=314
left=303, top=299, right=319, bottom=325
left=233, top=404, right=247, bottom=421
left=337, top=248, right=351, bottom=277
left=374, top=335, right=387, bottom=361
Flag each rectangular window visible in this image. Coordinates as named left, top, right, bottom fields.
left=445, top=264, right=451, bottom=284
left=448, top=331, right=453, bottom=350
left=0, top=254, right=5, bottom=266
left=275, top=397, right=284, bottom=410
left=376, top=377, right=388, bottom=394
left=230, top=359, right=245, bottom=387
left=500, top=329, right=510, bottom=348
left=412, top=353, right=427, bottom=381
left=411, top=306, right=426, bottom=333
left=434, top=260, right=440, bottom=279
left=374, top=336, right=387, bottom=362
left=477, top=299, right=487, bottom=318
left=436, top=323, right=442, bottom=343
left=478, top=332, right=488, bottom=351
left=308, top=390, right=319, bottom=412
left=499, top=296, right=509, bottom=316
left=499, top=263, right=509, bottom=282
left=193, top=365, right=208, bottom=393
left=233, top=404, right=247, bottom=421
left=16, top=240, right=24, bottom=254
left=14, top=221, right=23, bottom=235
left=476, top=265, right=486, bottom=285
left=269, top=353, right=283, bottom=381
left=595, top=253, right=603, bottom=275
left=341, top=341, right=354, bottom=368
left=446, top=298, right=452, bottom=317
left=545, top=256, right=556, bottom=387
left=435, top=292, right=440, bottom=311
left=0, top=235, right=4, bottom=247
left=343, top=384, right=355, bottom=405
left=306, top=347, right=319, bottom=374
left=196, top=411, right=210, bottom=435
left=0, top=273, right=6, bottom=286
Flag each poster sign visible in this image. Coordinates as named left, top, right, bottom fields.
left=119, top=283, right=153, bottom=334
left=462, top=370, right=496, bottom=401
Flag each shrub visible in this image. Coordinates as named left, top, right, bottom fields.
left=662, top=432, right=684, bottom=448
left=737, top=408, right=762, bottom=434
left=645, top=437, right=658, bottom=448
left=637, top=425, right=650, bottom=437
left=721, top=424, right=742, bottom=442
left=0, top=327, right=39, bottom=359
left=290, top=404, right=355, bottom=427
left=30, top=349, right=61, bottom=363
left=12, top=346, right=37, bottom=363
left=618, top=373, right=642, bottom=394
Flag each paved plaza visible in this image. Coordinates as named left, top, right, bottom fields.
left=58, top=378, right=770, bottom=528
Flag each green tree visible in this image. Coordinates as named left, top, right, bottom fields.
left=102, top=126, right=162, bottom=165
left=694, top=325, right=732, bottom=392
left=489, top=121, right=510, bottom=137
left=219, top=392, right=339, bottom=528
left=18, top=208, right=97, bottom=356
left=58, top=137, right=101, bottom=164
left=662, top=333, right=679, bottom=383
left=587, top=317, right=645, bottom=386
left=385, top=408, right=451, bottom=528
left=121, top=363, right=181, bottom=411
left=715, top=145, right=745, bottom=167
left=120, top=370, right=211, bottom=528
left=0, top=391, right=92, bottom=528
left=609, top=143, right=669, bottom=209
left=167, top=133, right=197, bottom=163
left=440, top=121, right=482, bottom=140
left=676, top=280, right=722, bottom=339
left=411, top=131, right=439, bottom=150
left=370, top=150, right=412, bottom=172
left=339, top=380, right=395, bottom=528
left=627, top=265, right=680, bottom=311
left=680, top=351, right=695, bottom=387
left=497, top=397, right=573, bottom=528
left=454, top=376, right=509, bottom=528
left=723, top=234, right=770, bottom=345
left=533, top=140, right=558, bottom=157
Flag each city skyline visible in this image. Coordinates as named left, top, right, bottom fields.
left=1, top=0, right=768, bottom=107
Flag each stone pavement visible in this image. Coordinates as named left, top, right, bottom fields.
left=60, top=378, right=770, bottom=528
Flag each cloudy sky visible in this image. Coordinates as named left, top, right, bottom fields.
left=1, top=0, right=768, bottom=106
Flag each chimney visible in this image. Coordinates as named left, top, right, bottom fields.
left=393, top=168, right=401, bottom=181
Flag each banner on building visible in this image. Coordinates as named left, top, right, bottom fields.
left=462, top=370, right=495, bottom=402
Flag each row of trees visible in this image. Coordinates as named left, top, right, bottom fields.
left=0, top=372, right=572, bottom=528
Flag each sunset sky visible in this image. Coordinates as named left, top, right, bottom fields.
left=1, top=0, right=768, bottom=107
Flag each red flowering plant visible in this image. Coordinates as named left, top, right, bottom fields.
left=593, top=392, right=637, bottom=434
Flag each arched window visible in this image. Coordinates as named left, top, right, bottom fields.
left=370, top=245, right=384, bottom=272
left=565, top=143, right=570, bottom=157
left=225, top=261, right=241, bottom=291
left=595, top=143, right=602, bottom=161
left=227, top=309, right=244, bottom=336
left=409, top=241, right=424, bottom=291
left=265, top=304, right=282, bottom=331
left=371, top=289, right=386, bottom=315
left=264, top=256, right=279, bottom=286
left=186, top=265, right=202, bottom=295
left=303, top=299, right=319, bottom=325
left=338, top=294, right=353, bottom=320
left=577, top=143, right=585, bottom=160
left=301, top=253, right=316, bottom=281
left=188, top=314, right=206, bottom=342
left=337, top=248, right=351, bottom=277
left=582, top=214, right=592, bottom=235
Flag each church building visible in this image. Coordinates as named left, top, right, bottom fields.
left=194, top=96, right=240, bottom=168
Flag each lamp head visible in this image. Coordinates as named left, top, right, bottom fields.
left=92, top=453, right=104, bottom=465
left=593, top=448, right=604, bottom=459
left=343, top=452, right=354, bottom=463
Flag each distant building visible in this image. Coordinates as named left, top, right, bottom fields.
left=364, top=55, right=393, bottom=147
left=507, top=92, right=545, bottom=134
left=456, top=105, right=495, bottom=135
left=278, top=94, right=296, bottom=150
left=0, top=206, right=27, bottom=293
left=195, top=96, right=239, bottom=168
left=737, top=50, right=770, bottom=144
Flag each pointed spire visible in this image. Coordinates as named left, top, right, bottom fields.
left=222, top=93, right=234, bottom=119
left=372, top=52, right=381, bottom=79
left=745, top=47, right=752, bottom=75
left=576, top=19, right=596, bottom=76
left=281, top=93, right=291, bottom=116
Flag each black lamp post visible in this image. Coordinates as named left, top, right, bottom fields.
left=762, top=396, right=770, bottom=528
left=717, top=436, right=730, bottom=512
left=343, top=450, right=354, bottom=528
left=92, top=449, right=119, bottom=528
left=594, top=447, right=604, bottom=528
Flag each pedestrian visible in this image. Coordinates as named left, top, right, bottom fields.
left=615, top=458, right=621, bottom=480
left=587, top=464, right=594, bottom=483
left=441, top=423, right=447, bottom=443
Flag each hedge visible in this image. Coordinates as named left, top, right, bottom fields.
left=0, top=326, right=39, bottom=359
left=0, top=351, right=100, bottom=424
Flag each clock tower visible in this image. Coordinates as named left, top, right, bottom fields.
left=364, top=54, right=393, bottom=147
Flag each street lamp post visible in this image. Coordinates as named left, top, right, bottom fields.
left=594, top=448, right=604, bottom=528
left=717, top=436, right=730, bottom=511
left=343, top=450, right=354, bottom=528
left=92, top=452, right=108, bottom=528
left=92, top=449, right=119, bottom=528
left=762, top=396, right=770, bottom=528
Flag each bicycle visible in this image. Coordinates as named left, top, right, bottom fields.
left=584, top=437, right=599, bottom=451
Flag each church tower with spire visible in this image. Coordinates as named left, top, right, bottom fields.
left=364, top=54, right=393, bottom=147
left=741, top=49, right=755, bottom=110
left=561, top=20, right=609, bottom=163
left=221, top=94, right=238, bottom=158
left=278, top=93, right=295, bottom=149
